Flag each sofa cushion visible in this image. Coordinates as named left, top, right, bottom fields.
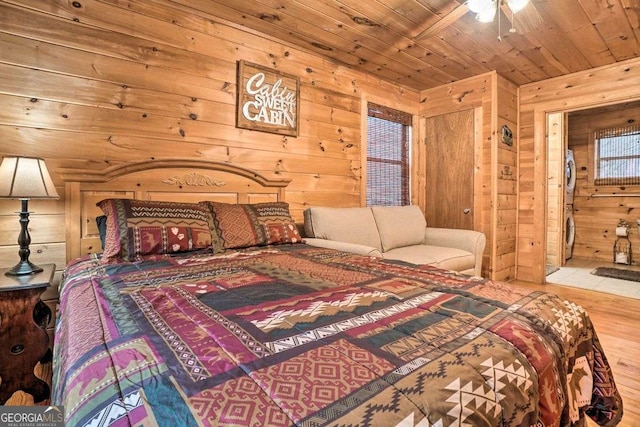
left=371, top=205, right=426, bottom=252
left=383, top=245, right=475, bottom=272
left=303, top=207, right=382, bottom=251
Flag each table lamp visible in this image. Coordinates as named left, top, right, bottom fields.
left=0, top=156, right=59, bottom=276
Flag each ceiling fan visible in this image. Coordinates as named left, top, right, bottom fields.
left=414, top=0, right=542, bottom=40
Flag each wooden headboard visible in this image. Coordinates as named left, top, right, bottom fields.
left=59, top=159, right=291, bottom=262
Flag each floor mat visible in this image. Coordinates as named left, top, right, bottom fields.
left=591, top=267, right=640, bottom=282
left=546, top=264, right=560, bottom=276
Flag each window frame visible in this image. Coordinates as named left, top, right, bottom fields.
left=592, top=125, right=640, bottom=186
left=364, top=102, right=413, bottom=207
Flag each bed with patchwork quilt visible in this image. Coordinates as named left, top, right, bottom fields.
left=53, top=243, right=622, bottom=427
left=54, top=161, right=622, bottom=426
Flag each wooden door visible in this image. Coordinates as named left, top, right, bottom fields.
left=424, top=109, right=475, bottom=229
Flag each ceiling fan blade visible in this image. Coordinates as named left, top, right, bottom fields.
left=414, top=3, right=470, bottom=40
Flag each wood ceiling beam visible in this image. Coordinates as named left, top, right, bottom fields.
left=414, top=3, right=469, bottom=40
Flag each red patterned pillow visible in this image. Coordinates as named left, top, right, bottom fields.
left=97, top=199, right=214, bottom=262
left=203, top=201, right=301, bottom=250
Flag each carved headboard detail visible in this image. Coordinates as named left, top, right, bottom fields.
left=59, top=159, right=291, bottom=262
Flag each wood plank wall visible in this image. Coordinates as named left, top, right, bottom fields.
left=0, top=0, right=420, bottom=276
left=495, top=76, right=518, bottom=281
left=419, top=72, right=518, bottom=280
left=546, top=112, right=565, bottom=267
left=568, top=103, right=640, bottom=264
left=518, top=57, right=640, bottom=283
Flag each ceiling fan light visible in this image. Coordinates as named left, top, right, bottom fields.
left=475, top=1, right=497, bottom=23
left=468, top=0, right=493, bottom=14
left=507, top=0, right=529, bottom=13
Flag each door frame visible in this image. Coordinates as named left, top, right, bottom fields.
left=546, top=112, right=567, bottom=269
left=528, top=103, right=640, bottom=284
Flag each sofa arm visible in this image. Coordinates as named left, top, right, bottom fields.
left=424, top=228, right=486, bottom=276
left=303, top=238, right=383, bottom=257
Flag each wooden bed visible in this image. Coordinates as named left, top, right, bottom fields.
left=52, top=159, right=623, bottom=427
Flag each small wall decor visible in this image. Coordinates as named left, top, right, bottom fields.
left=500, top=165, right=514, bottom=180
left=613, top=220, right=632, bottom=265
left=501, top=124, right=513, bottom=146
left=236, top=60, right=300, bottom=137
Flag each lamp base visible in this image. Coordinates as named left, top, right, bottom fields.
left=4, top=260, right=44, bottom=276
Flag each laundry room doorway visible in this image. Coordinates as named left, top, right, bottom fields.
left=547, top=102, right=640, bottom=269
left=544, top=100, right=640, bottom=298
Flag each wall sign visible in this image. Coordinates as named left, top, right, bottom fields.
left=236, top=60, right=300, bottom=137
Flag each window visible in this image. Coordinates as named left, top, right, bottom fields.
left=595, top=124, right=640, bottom=185
left=366, top=102, right=411, bottom=206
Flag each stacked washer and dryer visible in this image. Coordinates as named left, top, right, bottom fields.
left=565, top=149, right=576, bottom=261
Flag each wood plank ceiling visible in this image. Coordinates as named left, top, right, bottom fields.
left=186, top=0, right=640, bottom=91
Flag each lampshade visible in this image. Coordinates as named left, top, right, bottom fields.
left=0, top=156, right=59, bottom=200
left=467, top=0, right=494, bottom=13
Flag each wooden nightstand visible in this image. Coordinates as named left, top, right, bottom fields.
left=0, top=263, right=55, bottom=405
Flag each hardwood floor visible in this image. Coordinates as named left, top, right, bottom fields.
left=511, top=280, right=640, bottom=427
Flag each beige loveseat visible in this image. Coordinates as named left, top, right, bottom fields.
left=303, top=205, right=486, bottom=277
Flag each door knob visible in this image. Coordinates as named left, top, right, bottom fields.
left=463, top=208, right=471, bottom=214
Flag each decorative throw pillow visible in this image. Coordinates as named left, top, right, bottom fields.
left=203, top=201, right=301, bottom=250
left=97, top=199, right=214, bottom=262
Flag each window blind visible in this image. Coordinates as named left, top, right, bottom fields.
left=595, top=124, right=640, bottom=186
left=366, top=103, right=411, bottom=206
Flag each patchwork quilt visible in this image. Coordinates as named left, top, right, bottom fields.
left=52, top=244, right=622, bottom=426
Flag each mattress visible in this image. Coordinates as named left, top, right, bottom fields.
left=52, top=244, right=622, bottom=426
